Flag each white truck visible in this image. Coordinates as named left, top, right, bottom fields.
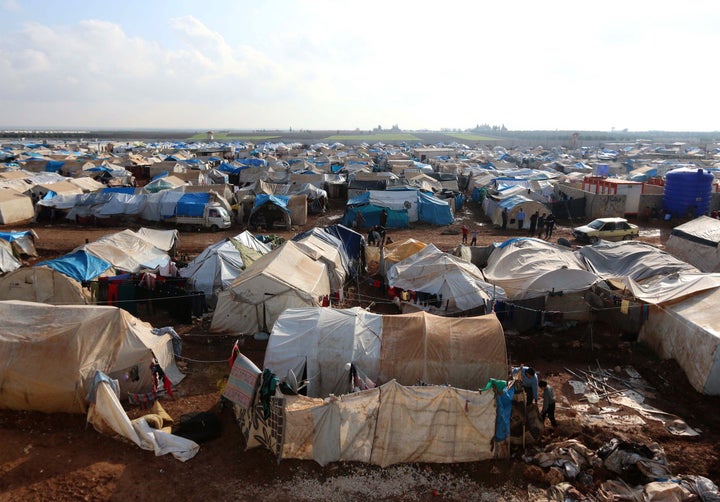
left=174, top=202, right=232, bottom=231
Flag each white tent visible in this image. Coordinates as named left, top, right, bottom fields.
left=78, top=229, right=172, bottom=273
left=577, top=240, right=699, bottom=281
left=387, top=244, right=505, bottom=314
left=264, top=308, right=507, bottom=398
left=0, top=301, right=183, bottom=413
left=0, top=189, right=34, bottom=224
left=240, top=308, right=506, bottom=466
left=638, top=286, right=720, bottom=395
left=179, top=231, right=271, bottom=304
left=665, top=216, right=720, bottom=272
left=483, top=238, right=590, bottom=298
left=210, top=241, right=331, bottom=334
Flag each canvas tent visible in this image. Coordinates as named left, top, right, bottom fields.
left=636, top=285, right=720, bottom=396
left=0, top=238, right=21, bottom=274
left=0, top=266, right=89, bottom=304
left=0, top=189, right=34, bottom=224
left=664, top=216, right=720, bottom=272
left=483, top=238, right=591, bottom=299
left=236, top=308, right=505, bottom=466
left=0, top=301, right=183, bottom=413
left=179, top=231, right=271, bottom=305
left=386, top=244, right=505, bottom=314
left=577, top=240, right=699, bottom=281
left=485, top=194, right=549, bottom=230
left=264, top=308, right=507, bottom=398
left=210, top=240, right=331, bottom=334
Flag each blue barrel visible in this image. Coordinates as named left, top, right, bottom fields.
left=663, top=168, right=714, bottom=218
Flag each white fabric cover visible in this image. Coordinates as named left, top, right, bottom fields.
left=665, top=215, right=720, bottom=272
left=78, top=229, right=171, bottom=272
left=578, top=240, right=699, bottom=281
left=276, top=381, right=495, bottom=467
left=483, top=239, right=588, bottom=298
left=638, top=287, right=720, bottom=395
left=0, top=301, right=183, bottom=413
left=387, top=244, right=505, bottom=311
left=264, top=307, right=383, bottom=397
left=210, top=241, right=331, bottom=334
left=87, top=381, right=199, bottom=461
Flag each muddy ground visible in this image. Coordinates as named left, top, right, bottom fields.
left=0, top=202, right=718, bottom=501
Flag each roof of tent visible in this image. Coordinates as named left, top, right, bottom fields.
left=210, top=240, right=331, bottom=334
left=0, top=300, right=183, bottom=413
left=577, top=240, right=699, bottom=282
left=482, top=238, right=588, bottom=298
left=639, top=287, right=720, bottom=395
left=178, top=231, right=270, bottom=301
left=665, top=216, right=720, bottom=272
left=387, top=244, right=505, bottom=310
left=36, top=250, right=112, bottom=282
left=0, top=266, right=88, bottom=304
left=76, top=229, right=171, bottom=273
left=263, top=307, right=507, bottom=398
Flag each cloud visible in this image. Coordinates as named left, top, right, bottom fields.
left=1, top=0, right=20, bottom=13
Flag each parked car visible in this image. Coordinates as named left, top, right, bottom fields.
left=572, top=217, right=639, bottom=243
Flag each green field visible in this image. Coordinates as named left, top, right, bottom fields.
left=325, top=133, right=422, bottom=142
left=187, top=132, right=283, bottom=141
left=442, top=133, right=501, bottom=142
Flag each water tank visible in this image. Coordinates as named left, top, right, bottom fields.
left=663, top=168, right=714, bottom=218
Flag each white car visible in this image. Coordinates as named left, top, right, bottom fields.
left=572, top=217, right=639, bottom=243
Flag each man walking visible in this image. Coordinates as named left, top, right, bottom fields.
left=501, top=207, right=508, bottom=230
left=544, top=213, right=556, bottom=239
left=528, top=211, right=539, bottom=237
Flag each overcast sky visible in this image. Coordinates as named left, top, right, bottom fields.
left=1, top=0, right=718, bottom=132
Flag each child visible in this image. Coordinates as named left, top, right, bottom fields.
left=539, top=380, right=557, bottom=427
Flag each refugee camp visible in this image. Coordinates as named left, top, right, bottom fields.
left=2, top=2, right=720, bottom=500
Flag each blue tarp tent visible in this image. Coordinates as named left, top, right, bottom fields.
left=176, top=192, right=211, bottom=217
left=36, top=250, right=112, bottom=282
left=341, top=204, right=409, bottom=229
left=103, top=187, right=135, bottom=195
left=45, top=160, right=65, bottom=173
left=417, top=191, right=454, bottom=226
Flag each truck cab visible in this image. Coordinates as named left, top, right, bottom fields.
left=205, top=205, right=232, bottom=231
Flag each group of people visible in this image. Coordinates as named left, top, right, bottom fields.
left=461, top=224, right=479, bottom=246
left=501, top=208, right=556, bottom=239
left=513, top=366, right=557, bottom=428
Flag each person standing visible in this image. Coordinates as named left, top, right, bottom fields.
left=512, top=366, right=538, bottom=405
left=544, top=213, right=556, bottom=239
left=380, top=208, right=388, bottom=228
left=461, top=224, right=469, bottom=244
left=501, top=207, right=508, bottom=230
left=528, top=211, right=539, bottom=237
left=539, top=380, right=557, bottom=427
left=470, top=228, right=478, bottom=246
left=537, top=213, right=546, bottom=239
left=517, top=208, right=526, bottom=230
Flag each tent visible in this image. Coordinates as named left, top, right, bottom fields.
left=0, top=230, right=38, bottom=257
left=78, top=229, right=172, bottom=273
left=0, top=301, right=183, bottom=413
left=0, top=238, right=21, bottom=274
left=179, top=231, right=271, bottom=305
left=238, top=308, right=505, bottom=466
left=577, top=240, right=699, bottom=281
left=638, top=286, right=720, bottom=396
left=484, top=194, right=549, bottom=230
left=210, top=240, right=331, bottom=334
left=0, top=266, right=89, bottom=304
left=387, top=244, right=505, bottom=314
left=36, top=250, right=113, bottom=283
left=264, top=308, right=507, bottom=398
left=665, top=216, right=720, bottom=272
left=483, top=238, right=590, bottom=299
left=0, top=189, right=34, bottom=224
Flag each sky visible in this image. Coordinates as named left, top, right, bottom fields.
left=1, top=0, right=718, bottom=132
